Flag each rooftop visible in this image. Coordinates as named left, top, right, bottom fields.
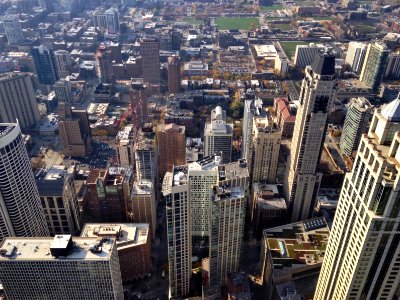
left=0, top=124, right=16, bottom=140
left=131, top=180, right=153, bottom=195
left=253, top=183, right=287, bottom=210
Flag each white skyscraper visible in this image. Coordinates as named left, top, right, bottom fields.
left=285, top=50, right=337, bottom=222
left=2, top=16, right=24, bottom=44
left=345, top=41, right=367, bottom=73
left=204, top=106, right=233, bottom=164
left=242, top=98, right=262, bottom=161
left=314, top=94, right=400, bottom=300
left=93, top=7, right=120, bottom=34
left=0, top=122, right=49, bottom=240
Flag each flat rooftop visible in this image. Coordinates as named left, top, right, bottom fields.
left=131, top=180, right=153, bottom=195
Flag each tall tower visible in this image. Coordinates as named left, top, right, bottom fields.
left=345, top=41, right=367, bottom=73
left=31, top=45, right=59, bottom=85
left=314, top=94, right=400, bottom=300
left=54, top=50, right=72, bottom=78
left=0, top=122, right=49, bottom=240
left=167, top=56, right=181, bottom=94
left=95, top=44, right=113, bottom=83
left=140, top=37, right=161, bottom=84
left=2, top=15, right=24, bottom=45
left=360, top=42, right=390, bottom=95
left=242, top=98, right=262, bottom=161
left=285, top=50, right=337, bottom=222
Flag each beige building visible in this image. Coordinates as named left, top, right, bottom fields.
left=0, top=72, right=40, bottom=129
left=314, top=96, right=400, bottom=300
left=157, top=123, right=186, bottom=179
left=58, top=102, right=92, bottom=157
left=117, top=125, right=135, bottom=168
left=168, top=56, right=181, bottom=94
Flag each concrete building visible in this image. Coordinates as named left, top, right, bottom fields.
left=36, top=166, right=82, bottom=236
left=31, top=45, right=59, bottom=85
left=251, top=183, right=287, bottom=240
left=242, top=98, right=262, bottom=162
left=93, top=7, right=120, bottom=34
left=54, top=50, right=72, bottom=79
left=95, top=44, right=113, bottom=83
left=0, top=122, right=49, bottom=241
left=135, top=128, right=157, bottom=181
left=285, top=50, right=337, bottom=222
left=58, top=102, right=92, bottom=157
left=274, top=98, right=295, bottom=137
left=86, top=168, right=131, bottom=223
left=168, top=56, right=181, bottom=94
left=129, top=180, right=156, bottom=238
left=116, top=125, right=135, bottom=168
left=157, top=123, right=186, bottom=179
left=141, top=37, right=161, bottom=84
left=81, top=223, right=151, bottom=282
left=0, top=72, right=40, bottom=129
left=384, top=50, right=400, bottom=80
left=0, top=235, right=123, bottom=300
left=2, top=15, right=24, bottom=45
left=294, top=43, right=325, bottom=68
left=360, top=42, right=390, bottom=94
left=260, top=218, right=329, bottom=300
left=345, top=41, right=367, bottom=73
left=204, top=106, right=233, bottom=164
left=249, top=107, right=281, bottom=183
left=53, top=79, right=72, bottom=102
left=339, top=97, right=373, bottom=157
left=314, top=95, right=400, bottom=300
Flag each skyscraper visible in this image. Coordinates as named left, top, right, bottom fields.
left=242, top=98, right=263, bottom=161
left=168, top=56, right=181, bottom=94
left=314, top=95, right=400, bottom=300
left=285, top=49, right=337, bottom=222
left=360, top=42, right=390, bottom=94
left=0, top=122, right=49, bottom=240
left=31, top=45, right=59, bottom=85
left=53, top=79, right=72, bottom=102
left=54, top=50, right=72, bottom=78
left=157, top=123, right=186, bottom=178
left=384, top=50, right=400, bottom=80
left=0, top=72, right=40, bottom=129
left=2, top=15, right=24, bottom=45
left=140, top=37, right=161, bottom=84
left=0, top=235, right=123, bottom=300
left=339, top=97, right=373, bottom=157
left=294, top=43, right=325, bottom=68
left=345, top=41, right=367, bottom=73
left=95, top=44, right=113, bottom=83
left=93, top=7, right=120, bottom=34
left=135, top=128, right=157, bottom=181
left=204, top=106, right=233, bottom=164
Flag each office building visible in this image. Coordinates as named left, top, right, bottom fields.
left=249, top=107, right=281, bottom=183
left=81, top=223, right=151, bottom=282
left=360, top=42, right=390, bottom=94
left=54, top=50, right=72, bottom=78
left=0, top=235, right=123, bottom=300
left=0, top=72, right=40, bottom=129
left=314, top=95, right=400, bottom=300
left=36, top=166, right=82, bottom=236
left=116, top=125, right=135, bottom=168
left=339, top=97, right=373, bottom=157
left=129, top=180, right=156, bottom=238
left=31, top=45, right=59, bottom=85
left=294, top=43, right=325, bottom=68
left=86, top=168, right=131, bottom=223
left=53, top=79, right=72, bottom=102
left=2, top=16, right=24, bottom=45
left=135, top=128, right=157, bottom=181
left=384, top=50, right=400, bottom=80
left=242, top=98, right=262, bottom=161
left=157, top=123, right=186, bottom=179
left=168, top=56, right=181, bottom=94
left=345, top=41, right=367, bottom=73
left=285, top=50, right=337, bottom=222
left=204, top=106, right=233, bottom=164
left=0, top=122, right=49, bottom=241
left=95, top=44, right=113, bottom=83
left=140, top=37, right=161, bottom=84
left=93, top=7, right=120, bottom=34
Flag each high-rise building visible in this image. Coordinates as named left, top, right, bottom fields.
left=204, top=106, right=233, bottom=164
left=248, top=107, right=281, bottom=183
left=86, top=168, right=131, bottom=223
left=31, top=45, right=59, bottom=85
left=0, top=72, right=40, bottom=129
left=36, top=165, right=82, bottom=236
left=314, top=95, right=400, bottom=300
left=2, top=15, right=24, bottom=45
left=0, top=122, right=49, bottom=240
left=116, top=125, right=135, bottom=168
left=53, top=79, right=71, bottom=102
left=157, top=123, right=186, bottom=179
left=384, top=50, right=400, bottom=80
left=360, top=42, right=390, bottom=94
left=135, top=128, right=157, bottom=181
left=0, top=235, right=124, bottom=300
left=81, top=223, right=151, bottom=282
left=242, top=98, right=263, bottom=161
left=285, top=50, right=337, bottom=222
left=54, top=50, right=72, bottom=78
left=140, top=37, right=161, bottom=84
left=339, top=97, right=373, bottom=157
left=95, top=44, right=113, bottom=83
left=294, top=43, right=325, bottom=68
left=58, top=102, right=92, bottom=157
left=345, top=41, right=367, bottom=73
left=168, top=56, right=181, bottom=94
left=93, top=7, right=120, bottom=34
left=129, top=180, right=156, bottom=237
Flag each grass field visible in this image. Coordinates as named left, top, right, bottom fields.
left=354, top=24, right=376, bottom=33
left=310, top=16, right=333, bottom=20
left=270, top=23, right=293, bottom=31
left=280, top=41, right=309, bottom=59
left=215, top=17, right=260, bottom=30
left=181, top=17, right=204, bottom=25
left=260, top=4, right=283, bottom=11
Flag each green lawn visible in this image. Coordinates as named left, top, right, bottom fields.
left=270, top=23, right=293, bottom=31
left=310, top=16, right=333, bottom=20
left=280, top=41, right=309, bottom=59
left=260, top=4, right=283, bottom=10
left=181, top=17, right=204, bottom=25
left=354, top=24, right=376, bottom=33
left=215, top=17, right=260, bottom=30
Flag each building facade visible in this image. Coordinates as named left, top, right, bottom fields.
left=135, top=128, right=157, bottom=181
left=31, top=45, right=59, bottom=85
left=2, top=15, right=24, bottom=44
left=384, top=51, right=400, bottom=80
left=54, top=50, right=72, bottom=79
left=294, top=43, right=325, bottom=68
left=93, top=7, right=120, bottom=33
left=168, top=56, right=181, bottom=94
left=140, top=37, right=161, bottom=84
left=345, top=41, right=367, bottom=73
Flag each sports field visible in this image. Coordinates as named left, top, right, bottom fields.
left=215, top=17, right=260, bottom=30
left=260, top=4, right=283, bottom=11
left=280, top=41, right=309, bottom=59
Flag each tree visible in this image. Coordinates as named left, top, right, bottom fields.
left=230, top=101, right=244, bottom=120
